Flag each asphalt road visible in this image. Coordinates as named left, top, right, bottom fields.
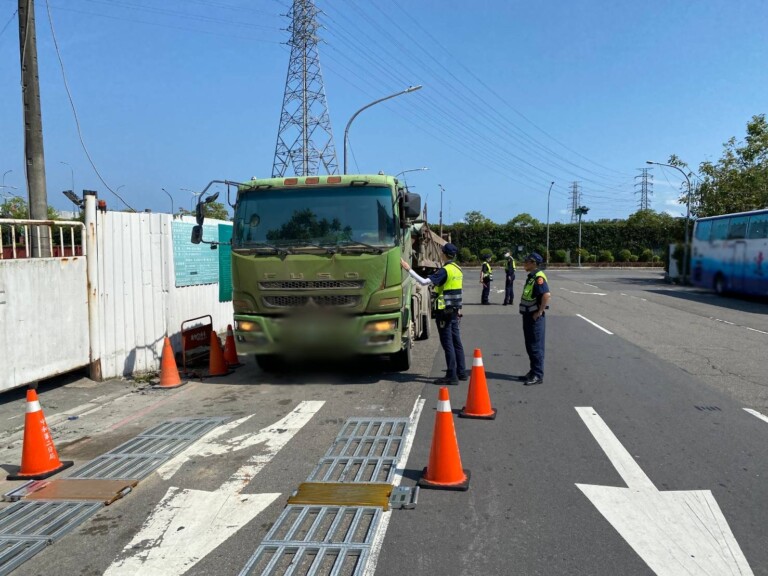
left=1, top=268, right=766, bottom=576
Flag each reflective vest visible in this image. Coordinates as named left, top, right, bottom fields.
left=482, top=261, right=493, bottom=281
left=434, top=262, right=463, bottom=311
left=519, top=270, right=547, bottom=313
left=506, top=259, right=516, bottom=274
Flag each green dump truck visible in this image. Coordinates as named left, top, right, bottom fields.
left=192, top=174, right=444, bottom=371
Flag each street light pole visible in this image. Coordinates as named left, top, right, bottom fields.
left=394, top=167, right=428, bottom=180
left=181, top=188, right=202, bottom=211
left=575, top=206, right=589, bottom=267
left=646, top=160, right=692, bottom=283
left=343, top=85, right=422, bottom=174
left=545, top=181, right=555, bottom=265
left=60, top=161, right=74, bottom=196
left=161, top=188, right=174, bottom=216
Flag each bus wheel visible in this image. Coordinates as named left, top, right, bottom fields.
left=714, top=274, right=727, bottom=296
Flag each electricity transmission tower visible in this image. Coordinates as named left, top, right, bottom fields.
left=634, top=168, right=654, bottom=210
left=570, top=182, right=581, bottom=223
left=272, top=0, right=338, bottom=177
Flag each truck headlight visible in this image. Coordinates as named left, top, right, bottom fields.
left=236, top=320, right=261, bottom=332
left=364, top=319, right=397, bottom=332
left=378, top=297, right=400, bottom=308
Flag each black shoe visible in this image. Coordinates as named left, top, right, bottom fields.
left=502, top=302, right=508, bottom=306
left=458, top=373, right=468, bottom=381
left=435, top=376, right=459, bottom=385
left=518, top=371, right=533, bottom=382
left=524, top=375, right=543, bottom=386
left=481, top=302, right=490, bottom=305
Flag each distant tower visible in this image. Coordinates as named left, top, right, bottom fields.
left=272, top=0, right=338, bottom=177
left=570, top=182, right=581, bottom=223
left=634, top=168, right=654, bottom=210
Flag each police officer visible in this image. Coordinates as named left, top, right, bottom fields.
left=502, top=252, right=516, bottom=306
left=519, top=252, right=550, bottom=385
left=401, top=243, right=467, bottom=385
left=480, top=253, right=493, bottom=305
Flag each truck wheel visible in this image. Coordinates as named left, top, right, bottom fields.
left=390, top=336, right=412, bottom=371
left=256, top=354, right=282, bottom=372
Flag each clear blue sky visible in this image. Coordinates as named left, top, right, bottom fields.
left=0, top=0, right=765, bottom=223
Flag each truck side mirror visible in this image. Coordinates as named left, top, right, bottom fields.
left=191, top=225, right=203, bottom=244
left=402, top=193, right=421, bottom=220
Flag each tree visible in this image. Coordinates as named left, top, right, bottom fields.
left=203, top=201, right=230, bottom=221
left=0, top=197, right=59, bottom=220
left=507, top=213, right=541, bottom=227
left=464, top=210, right=492, bottom=226
left=682, top=115, right=768, bottom=217
left=625, top=209, right=675, bottom=228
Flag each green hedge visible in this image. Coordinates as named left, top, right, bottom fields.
left=444, top=219, right=684, bottom=261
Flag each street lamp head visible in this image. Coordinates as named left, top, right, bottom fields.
left=405, top=85, right=423, bottom=93
left=646, top=160, right=655, bottom=165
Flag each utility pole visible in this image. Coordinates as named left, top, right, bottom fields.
left=438, top=184, right=445, bottom=238
left=19, top=0, right=50, bottom=256
left=570, top=182, right=580, bottom=223
left=634, top=168, right=653, bottom=211
left=575, top=206, right=589, bottom=266
left=272, top=0, right=338, bottom=177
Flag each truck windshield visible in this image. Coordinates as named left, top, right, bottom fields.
left=233, top=186, right=396, bottom=249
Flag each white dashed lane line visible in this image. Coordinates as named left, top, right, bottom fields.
left=576, top=314, right=614, bottom=335
left=744, top=408, right=768, bottom=424
left=709, top=317, right=768, bottom=335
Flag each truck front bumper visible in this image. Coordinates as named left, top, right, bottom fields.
left=233, top=311, right=403, bottom=357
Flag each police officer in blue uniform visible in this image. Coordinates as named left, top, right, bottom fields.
left=401, top=243, right=467, bottom=385
left=480, top=253, right=493, bottom=304
left=502, top=252, right=516, bottom=306
left=518, top=253, right=550, bottom=385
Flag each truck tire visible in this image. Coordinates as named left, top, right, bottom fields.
left=256, top=354, right=282, bottom=372
left=390, top=336, right=412, bottom=371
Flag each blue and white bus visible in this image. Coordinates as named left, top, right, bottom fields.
left=691, top=208, right=768, bottom=296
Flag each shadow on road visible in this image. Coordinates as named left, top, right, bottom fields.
left=647, top=288, right=768, bottom=314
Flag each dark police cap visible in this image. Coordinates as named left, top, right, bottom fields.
left=442, top=243, right=459, bottom=256
left=525, top=252, right=543, bottom=264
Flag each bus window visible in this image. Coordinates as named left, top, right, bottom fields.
left=711, top=218, right=730, bottom=241
left=727, top=216, right=749, bottom=239
left=747, top=213, right=768, bottom=239
left=694, top=220, right=712, bottom=241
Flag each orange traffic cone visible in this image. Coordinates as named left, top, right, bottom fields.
left=223, top=324, right=242, bottom=368
left=208, top=331, right=229, bottom=377
left=418, top=387, right=470, bottom=491
left=459, top=349, right=497, bottom=420
left=7, top=389, right=73, bottom=480
left=156, top=337, right=186, bottom=389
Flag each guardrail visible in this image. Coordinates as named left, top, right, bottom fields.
left=0, top=219, right=85, bottom=259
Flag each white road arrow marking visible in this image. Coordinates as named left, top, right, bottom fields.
left=105, top=400, right=324, bottom=576
left=575, top=407, right=753, bottom=576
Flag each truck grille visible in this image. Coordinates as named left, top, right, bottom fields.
left=259, top=280, right=365, bottom=290
left=263, top=295, right=362, bottom=308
